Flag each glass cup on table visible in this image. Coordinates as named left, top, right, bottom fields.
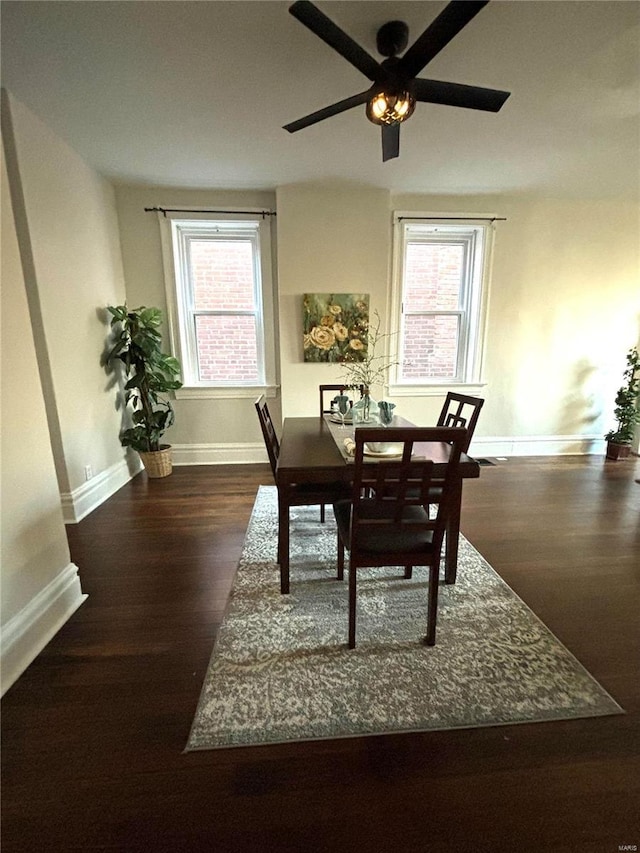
left=335, top=394, right=351, bottom=428
left=378, top=400, right=396, bottom=427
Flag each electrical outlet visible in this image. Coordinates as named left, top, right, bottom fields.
left=84, top=465, right=93, bottom=481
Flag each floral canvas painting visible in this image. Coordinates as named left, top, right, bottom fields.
left=303, top=293, right=369, bottom=363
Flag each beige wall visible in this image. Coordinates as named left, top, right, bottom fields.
left=274, top=185, right=639, bottom=447
left=3, top=92, right=129, bottom=497
left=276, top=182, right=391, bottom=419
left=391, top=194, right=640, bottom=441
left=1, top=140, right=85, bottom=694
left=115, top=179, right=639, bottom=453
left=114, top=184, right=278, bottom=450
left=5, top=88, right=636, bottom=506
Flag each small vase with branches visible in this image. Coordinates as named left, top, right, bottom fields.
left=339, top=310, right=398, bottom=422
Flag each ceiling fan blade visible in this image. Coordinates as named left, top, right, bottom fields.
left=381, top=124, right=400, bottom=162
left=398, top=1, right=489, bottom=80
left=289, top=1, right=381, bottom=81
left=414, top=78, right=510, bottom=112
left=284, top=90, right=371, bottom=133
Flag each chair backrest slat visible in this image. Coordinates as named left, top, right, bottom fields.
left=254, top=395, right=279, bottom=478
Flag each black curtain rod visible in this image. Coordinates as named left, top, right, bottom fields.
left=398, top=216, right=506, bottom=222
left=144, top=206, right=276, bottom=218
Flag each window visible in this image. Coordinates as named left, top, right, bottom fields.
left=160, top=212, right=277, bottom=397
left=390, top=216, right=494, bottom=391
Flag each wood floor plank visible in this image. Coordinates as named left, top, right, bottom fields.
left=2, top=457, right=639, bottom=852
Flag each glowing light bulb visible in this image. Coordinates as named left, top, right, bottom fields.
left=366, top=90, right=416, bottom=126
left=373, top=95, right=387, bottom=118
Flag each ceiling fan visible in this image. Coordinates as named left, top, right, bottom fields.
left=283, top=0, right=511, bottom=162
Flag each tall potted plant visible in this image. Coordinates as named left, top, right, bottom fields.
left=107, top=305, right=182, bottom=477
left=604, top=346, right=640, bottom=461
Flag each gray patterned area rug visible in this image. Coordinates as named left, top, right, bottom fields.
left=186, top=486, right=622, bottom=750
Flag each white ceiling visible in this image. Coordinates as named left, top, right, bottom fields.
left=2, top=1, right=639, bottom=198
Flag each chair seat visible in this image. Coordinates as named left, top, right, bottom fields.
left=334, top=499, right=436, bottom=555
left=297, top=481, right=348, bottom=495
left=404, top=484, right=443, bottom=502
left=290, top=481, right=350, bottom=507
left=395, top=484, right=443, bottom=502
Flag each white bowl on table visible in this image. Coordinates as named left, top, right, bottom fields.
left=366, top=441, right=391, bottom=453
left=365, top=441, right=404, bottom=455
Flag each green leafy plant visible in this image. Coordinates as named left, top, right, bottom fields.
left=107, top=305, right=182, bottom=453
left=604, top=346, right=640, bottom=445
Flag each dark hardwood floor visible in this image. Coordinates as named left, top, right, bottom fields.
left=2, top=456, right=639, bottom=852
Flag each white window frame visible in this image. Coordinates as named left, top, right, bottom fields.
left=388, top=212, right=495, bottom=396
left=159, top=209, right=278, bottom=399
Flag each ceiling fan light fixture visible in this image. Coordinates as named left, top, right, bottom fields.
left=366, top=90, right=416, bottom=126
left=285, top=1, right=511, bottom=162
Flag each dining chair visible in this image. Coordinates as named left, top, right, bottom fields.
left=334, top=426, right=467, bottom=648
left=319, top=384, right=364, bottom=417
left=255, top=395, right=350, bottom=527
left=437, top=392, right=484, bottom=454
left=396, top=392, right=485, bottom=584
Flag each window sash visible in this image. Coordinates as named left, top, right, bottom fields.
left=390, top=216, right=493, bottom=389
left=162, top=214, right=274, bottom=389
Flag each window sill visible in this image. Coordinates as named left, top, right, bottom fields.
left=175, top=384, right=278, bottom=400
left=388, top=382, right=487, bottom=398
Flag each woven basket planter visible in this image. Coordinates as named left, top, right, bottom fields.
left=605, top=441, right=631, bottom=461
left=139, top=445, right=173, bottom=478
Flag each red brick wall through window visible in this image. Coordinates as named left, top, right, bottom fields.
left=190, top=239, right=259, bottom=381
left=402, top=242, right=463, bottom=379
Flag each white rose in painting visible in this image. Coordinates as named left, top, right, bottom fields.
left=309, top=325, right=336, bottom=350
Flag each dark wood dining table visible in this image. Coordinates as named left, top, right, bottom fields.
left=275, top=415, right=480, bottom=593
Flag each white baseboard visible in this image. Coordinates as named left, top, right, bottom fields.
left=174, top=437, right=607, bottom=464
left=61, top=456, right=143, bottom=524
left=1, top=562, right=87, bottom=696
left=173, top=436, right=606, bottom=465
left=469, top=434, right=605, bottom=457
left=59, top=436, right=609, bottom=524
left=171, top=442, right=268, bottom=466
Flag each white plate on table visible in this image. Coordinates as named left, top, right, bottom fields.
left=329, top=414, right=353, bottom=425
